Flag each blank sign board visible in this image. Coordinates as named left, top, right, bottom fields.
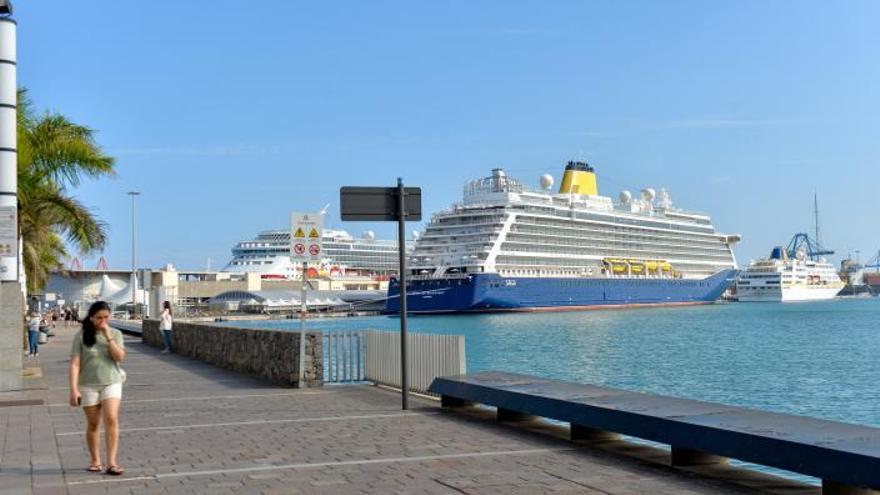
left=340, top=186, right=422, bottom=221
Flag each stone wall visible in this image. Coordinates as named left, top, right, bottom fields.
left=143, top=320, right=322, bottom=387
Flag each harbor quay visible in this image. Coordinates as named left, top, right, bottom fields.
left=0, top=322, right=846, bottom=495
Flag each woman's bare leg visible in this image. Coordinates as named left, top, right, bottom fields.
left=83, top=405, right=102, bottom=467
left=101, top=399, right=121, bottom=468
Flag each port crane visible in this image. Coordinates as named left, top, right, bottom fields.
left=863, top=250, right=880, bottom=272
left=786, top=232, right=834, bottom=261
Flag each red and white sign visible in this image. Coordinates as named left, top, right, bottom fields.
left=291, top=212, right=324, bottom=262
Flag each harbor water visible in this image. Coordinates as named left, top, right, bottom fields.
left=230, top=298, right=880, bottom=428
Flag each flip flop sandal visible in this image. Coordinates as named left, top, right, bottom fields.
left=105, top=465, right=125, bottom=476
left=86, top=464, right=103, bottom=472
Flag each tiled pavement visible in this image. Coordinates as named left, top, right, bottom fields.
left=0, top=325, right=819, bottom=494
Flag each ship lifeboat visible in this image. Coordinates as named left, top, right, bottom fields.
left=307, top=267, right=319, bottom=278
left=628, top=260, right=645, bottom=274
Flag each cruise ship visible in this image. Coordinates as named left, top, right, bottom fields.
left=223, top=229, right=412, bottom=279
left=387, top=162, right=741, bottom=313
left=737, top=243, right=844, bottom=302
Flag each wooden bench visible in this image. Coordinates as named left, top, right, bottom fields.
left=429, top=371, right=880, bottom=495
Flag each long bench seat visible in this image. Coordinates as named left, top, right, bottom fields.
left=429, top=371, right=880, bottom=495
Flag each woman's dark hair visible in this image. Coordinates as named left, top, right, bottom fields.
left=163, top=300, right=172, bottom=315
left=82, top=301, right=111, bottom=348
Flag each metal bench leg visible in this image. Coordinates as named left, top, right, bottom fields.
left=441, top=395, right=474, bottom=408
left=670, top=447, right=728, bottom=466
left=822, top=480, right=880, bottom=495
left=570, top=424, right=620, bottom=442
left=497, top=407, right=536, bottom=422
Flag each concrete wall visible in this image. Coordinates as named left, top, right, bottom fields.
left=0, top=282, right=24, bottom=391
left=142, top=320, right=322, bottom=387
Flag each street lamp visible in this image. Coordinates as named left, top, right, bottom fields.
left=127, top=191, right=140, bottom=318
left=0, top=1, right=13, bottom=16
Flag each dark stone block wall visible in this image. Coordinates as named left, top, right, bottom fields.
left=143, top=320, right=322, bottom=387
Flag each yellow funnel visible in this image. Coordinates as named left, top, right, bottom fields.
left=558, top=161, right=598, bottom=196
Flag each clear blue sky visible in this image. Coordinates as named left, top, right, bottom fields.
left=16, top=1, right=880, bottom=270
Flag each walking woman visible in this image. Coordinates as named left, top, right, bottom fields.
left=159, top=301, right=173, bottom=354
left=69, top=301, right=127, bottom=475
left=26, top=311, right=40, bottom=357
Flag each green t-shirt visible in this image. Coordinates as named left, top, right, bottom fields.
left=70, top=328, right=125, bottom=387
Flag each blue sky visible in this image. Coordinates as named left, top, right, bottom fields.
left=15, top=1, right=880, bottom=270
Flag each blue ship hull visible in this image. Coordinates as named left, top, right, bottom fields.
left=386, top=269, right=738, bottom=314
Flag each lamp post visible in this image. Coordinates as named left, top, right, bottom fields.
left=0, top=0, right=21, bottom=393
left=0, top=1, right=17, bottom=282
left=127, top=191, right=140, bottom=318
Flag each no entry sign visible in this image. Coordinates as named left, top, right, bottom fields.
left=291, top=213, right=324, bottom=262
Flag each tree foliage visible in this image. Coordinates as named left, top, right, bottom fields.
left=17, top=89, right=115, bottom=291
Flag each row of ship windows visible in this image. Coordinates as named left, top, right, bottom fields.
left=498, top=248, right=732, bottom=264
left=515, top=211, right=714, bottom=235
left=509, top=227, right=728, bottom=250
left=500, top=242, right=731, bottom=259
left=494, top=257, right=723, bottom=270
left=513, top=221, right=723, bottom=246
left=508, top=206, right=714, bottom=232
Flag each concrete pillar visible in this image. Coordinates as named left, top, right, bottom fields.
left=0, top=14, right=22, bottom=392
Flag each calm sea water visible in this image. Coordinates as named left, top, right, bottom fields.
left=229, top=298, right=880, bottom=427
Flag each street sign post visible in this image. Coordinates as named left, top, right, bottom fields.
left=340, top=179, right=421, bottom=410
left=291, top=212, right=324, bottom=388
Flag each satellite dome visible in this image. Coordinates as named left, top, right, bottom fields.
left=362, top=230, right=376, bottom=241
left=641, top=188, right=656, bottom=202
left=411, top=230, right=420, bottom=241
left=539, top=174, right=554, bottom=190
left=619, top=190, right=632, bottom=204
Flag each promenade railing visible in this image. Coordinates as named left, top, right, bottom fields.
left=322, top=329, right=466, bottom=395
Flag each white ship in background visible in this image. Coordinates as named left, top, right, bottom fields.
left=223, top=229, right=412, bottom=279
left=736, top=234, right=844, bottom=302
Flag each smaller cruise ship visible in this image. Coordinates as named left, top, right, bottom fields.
left=737, top=241, right=844, bottom=302
left=223, top=229, right=412, bottom=280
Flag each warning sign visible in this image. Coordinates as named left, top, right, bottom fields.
left=291, top=212, right=324, bottom=262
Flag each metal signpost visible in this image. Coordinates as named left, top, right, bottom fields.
left=291, top=212, right=323, bottom=388
left=340, top=179, right=421, bottom=409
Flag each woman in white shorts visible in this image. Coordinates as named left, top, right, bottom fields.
left=69, top=301, right=127, bottom=475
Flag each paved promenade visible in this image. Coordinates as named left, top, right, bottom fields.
left=0, top=324, right=818, bottom=495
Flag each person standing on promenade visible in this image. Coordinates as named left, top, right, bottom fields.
left=69, top=301, right=127, bottom=476
left=26, top=311, right=40, bottom=357
left=160, top=300, right=173, bottom=354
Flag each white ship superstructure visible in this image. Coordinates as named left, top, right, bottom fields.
left=409, top=165, right=740, bottom=281
left=224, top=229, right=411, bottom=279
left=737, top=249, right=844, bottom=302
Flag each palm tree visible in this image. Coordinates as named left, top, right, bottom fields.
left=16, top=89, right=116, bottom=292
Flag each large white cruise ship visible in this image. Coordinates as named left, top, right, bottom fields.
left=736, top=242, right=844, bottom=302
left=223, top=229, right=412, bottom=279
left=387, top=162, right=741, bottom=313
